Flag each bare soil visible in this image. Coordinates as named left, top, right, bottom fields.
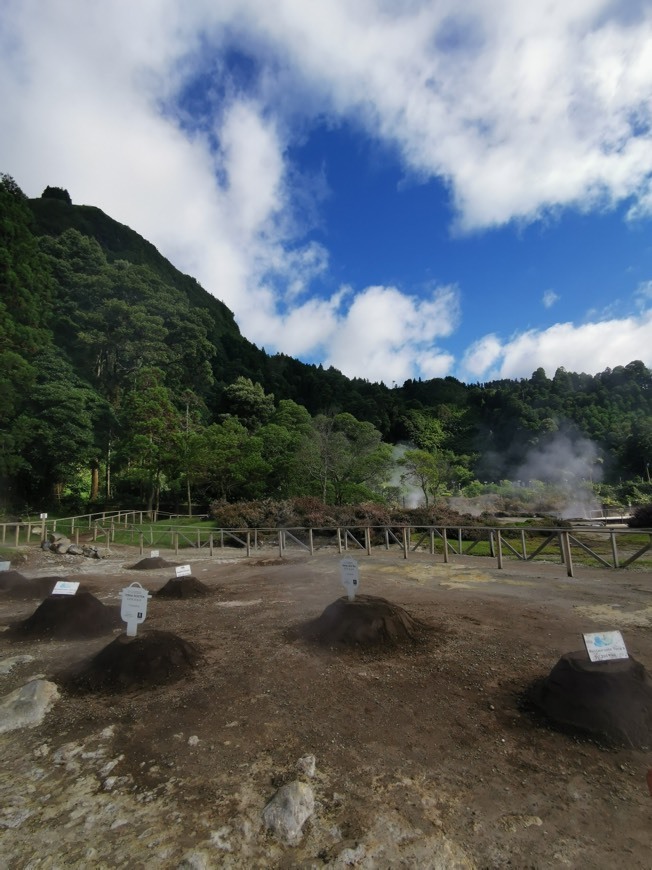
left=1, top=543, right=652, bottom=868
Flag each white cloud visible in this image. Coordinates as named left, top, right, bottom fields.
left=2, top=1, right=652, bottom=386
left=464, top=312, right=652, bottom=381
left=542, top=290, right=560, bottom=308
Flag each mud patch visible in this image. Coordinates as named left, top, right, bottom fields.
left=58, top=629, right=201, bottom=693
left=528, top=650, right=652, bottom=749
left=8, top=592, right=121, bottom=640
left=298, top=594, right=431, bottom=648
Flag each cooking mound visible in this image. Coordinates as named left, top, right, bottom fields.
left=9, top=592, right=121, bottom=640
left=59, top=629, right=201, bottom=693
left=300, top=594, right=430, bottom=648
left=529, top=650, right=652, bottom=748
left=155, top=576, right=210, bottom=598
left=0, top=572, right=67, bottom=600
left=127, top=556, right=180, bottom=570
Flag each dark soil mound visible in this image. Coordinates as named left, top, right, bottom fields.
left=10, top=592, right=121, bottom=640
left=529, top=650, right=652, bottom=748
left=127, top=556, right=179, bottom=570
left=301, top=594, right=430, bottom=648
left=0, top=574, right=76, bottom=600
left=60, top=629, right=201, bottom=693
left=155, top=576, right=210, bottom=598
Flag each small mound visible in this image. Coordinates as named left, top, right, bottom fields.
left=528, top=650, right=652, bottom=749
left=300, top=594, right=429, bottom=648
left=9, top=592, right=121, bottom=640
left=0, top=574, right=75, bottom=600
left=127, top=556, right=179, bottom=570
left=155, top=576, right=210, bottom=598
left=60, top=629, right=201, bottom=693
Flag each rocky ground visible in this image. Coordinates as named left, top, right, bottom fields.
left=1, top=542, right=652, bottom=868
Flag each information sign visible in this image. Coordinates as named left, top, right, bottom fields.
left=51, top=580, right=80, bottom=596
left=150, top=549, right=160, bottom=558
left=583, top=630, right=629, bottom=663
left=39, top=513, right=48, bottom=519
left=340, top=557, right=360, bottom=601
left=0, top=561, right=10, bottom=572
left=120, top=582, right=152, bottom=637
left=175, top=564, right=192, bottom=578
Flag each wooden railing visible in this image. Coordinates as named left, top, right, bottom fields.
left=2, top=519, right=651, bottom=578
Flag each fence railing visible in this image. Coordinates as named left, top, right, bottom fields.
left=3, top=517, right=652, bottom=578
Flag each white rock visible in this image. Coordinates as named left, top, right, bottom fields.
left=0, top=654, right=34, bottom=676
left=297, top=754, right=317, bottom=777
left=0, top=680, right=59, bottom=734
left=262, top=780, right=315, bottom=845
left=188, top=735, right=199, bottom=746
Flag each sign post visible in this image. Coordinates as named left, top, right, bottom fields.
left=583, top=630, right=629, bottom=663
left=175, top=564, right=192, bottom=578
left=340, top=557, right=360, bottom=601
left=120, top=582, right=152, bottom=637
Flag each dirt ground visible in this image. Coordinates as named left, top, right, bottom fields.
left=1, top=542, right=652, bottom=868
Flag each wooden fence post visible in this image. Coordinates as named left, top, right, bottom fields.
left=402, top=527, right=408, bottom=560
left=496, top=529, right=503, bottom=569
left=443, top=528, right=449, bottom=563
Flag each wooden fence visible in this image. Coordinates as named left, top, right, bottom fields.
left=3, top=518, right=651, bottom=578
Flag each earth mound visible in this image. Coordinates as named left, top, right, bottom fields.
left=127, top=556, right=179, bottom=570
left=300, top=594, right=430, bottom=648
left=9, top=592, right=121, bottom=640
left=0, top=574, right=77, bottom=600
left=59, top=630, right=201, bottom=693
left=529, top=650, right=652, bottom=748
left=155, top=576, right=210, bottom=598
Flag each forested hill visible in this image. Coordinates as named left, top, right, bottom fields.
left=2, top=173, right=652, bottom=512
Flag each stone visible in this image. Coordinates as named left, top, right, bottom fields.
left=297, top=754, right=316, bottom=777
left=262, top=780, right=314, bottom=845
left=0, top=680, right=59, bottom=734
left=66, top=544, right=84, bottom=555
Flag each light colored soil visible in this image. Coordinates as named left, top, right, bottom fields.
left=1, top=543, right=652, bottom=868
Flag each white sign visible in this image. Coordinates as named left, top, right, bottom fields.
left=0, top=561, right=10, bottom=572
left=150, top=549, right=160, bottom=558
left=39, top=513, right=48, bottom=519
left=175, top=564, right=192, bottom=578
left=340, top=557, right=360, bottom=601
left=583, top=631, right=629, bottom=662
left=120, top=582, right=152, bottom=637
left=51, top=580, right=80, bottom=596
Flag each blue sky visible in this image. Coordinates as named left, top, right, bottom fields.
left=2, top=1, right=652, bottom=385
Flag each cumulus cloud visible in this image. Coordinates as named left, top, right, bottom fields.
left=1, top=1, right=652, bottom=384
left=461, top=312, right=652, bottom=381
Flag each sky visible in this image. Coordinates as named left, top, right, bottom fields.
left=2, top=0, right=652, bottom=386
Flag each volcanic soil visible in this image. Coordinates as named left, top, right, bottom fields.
left=1, top=543, right=652, bottom=868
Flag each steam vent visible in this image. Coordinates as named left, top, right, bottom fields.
left=9, top=592, right=121, bottom=640
left=301, top=594, right=429, bottom=648
left=530, top=650, right=652, bottom=748
left=59, top=630, right=201, bottom=693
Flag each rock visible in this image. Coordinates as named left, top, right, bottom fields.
left=262, top=780, right=314, bottom=845
left=177, top=850, right=215, bottom=870
left=48, top=533, right=70, bottom=545
left=0, top=680, right=59, bottom=734
left=297, top=754, right=316, bottom=778
left=66, top=544, right=84, bottom=555
left=0, top=654, right=34, bottom=676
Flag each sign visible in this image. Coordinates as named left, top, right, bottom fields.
left=51, top=580, right=80, bottom=596
left=175, top=564, right=192, bottom=578
left=0, top=561, right=10, bottom=572
left=583, top=631, right=629, bottom=663
left=39, top=513, right=48, bottom=519
left=120, top=582, right=152, bottom=637
left=340, top=557, right=359, bottom=601
left=150, top=549, right=160, bottom=558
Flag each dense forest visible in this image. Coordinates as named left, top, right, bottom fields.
left=2, top=173, right=652, bottom=516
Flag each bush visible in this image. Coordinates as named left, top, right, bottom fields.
left=628, top=504, right=652, bottom=529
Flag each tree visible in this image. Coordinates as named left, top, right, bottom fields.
left=220, top=377, right=275, bottom=431
left=398, top=448, right=455, bottom=507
